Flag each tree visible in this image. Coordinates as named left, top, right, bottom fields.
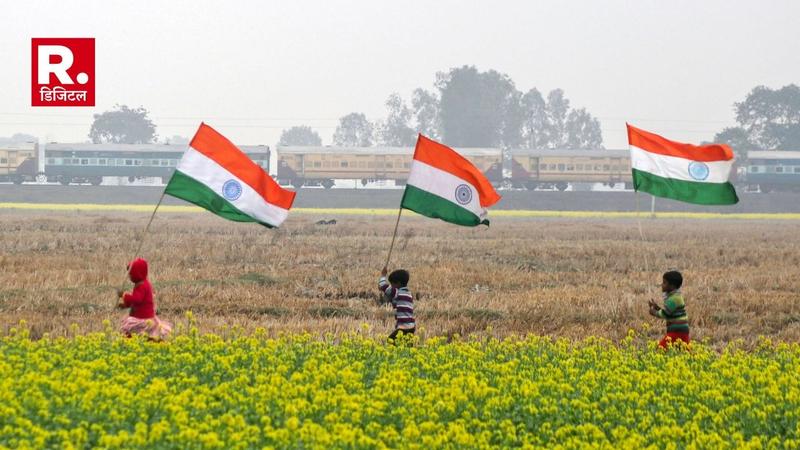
left=544, top=89, right=570, bottom=148
left=565, top=108, right=603, bottom=149
left=0, top=133, right=37, bottom=144
left=716, top=84, right=800, bottom=151
left=89, top=105, right=156, bottom=144
left=378, top=93, right=416, bottom=146
left=518, top=88, right=603, bottom=149
left=436, top=66, right=521, bottom=147
left=333, top=113, right=374, bottom=147
left=279, top=126, right=322, bottom=146
left=411, top=88, right=440, bottom=140
left=163, top=135, right=190, bottom=145
left=712, top=127, right=757, bottom=157
left=521, top=88, right=548, bottom=149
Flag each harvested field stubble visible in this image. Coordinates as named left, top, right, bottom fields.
left=1, top=210, right=799, bottom=347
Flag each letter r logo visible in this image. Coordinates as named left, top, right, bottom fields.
left=32, top=38, right=95, bottom=107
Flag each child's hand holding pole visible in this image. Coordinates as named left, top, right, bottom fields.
left=648, top=299, right=661, bottom=317
left=381, top=266, right=388, bottom=277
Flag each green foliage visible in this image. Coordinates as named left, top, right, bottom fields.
left=89, top=105, right=157, bottom=144
left=279, top=126, right=323, bottom=147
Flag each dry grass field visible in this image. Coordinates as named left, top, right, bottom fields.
left=1, top=209, right=799, bottom=347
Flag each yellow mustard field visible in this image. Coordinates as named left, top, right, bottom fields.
left=1, top=324, right=799, bottom=449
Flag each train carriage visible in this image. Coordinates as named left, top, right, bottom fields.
left=12, top=143, right=270, bottom=185
left=0, top=143, right=38, bottom=184
left=276, top=146, right=501, bottom=188
left=508, top=149, right=632, bottom=190
left=744, top=151, right=800, bottom=193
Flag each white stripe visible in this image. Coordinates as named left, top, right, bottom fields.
left=406, top=160, right=487, bottom=220
left=177, top=149, right=289, bottom=227
left=630, top=145, right=734, bottom=183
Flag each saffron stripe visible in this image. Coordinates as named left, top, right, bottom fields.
left=189, top=123, right=296, bottom=209
left=627, top=123, right=733, bottom=162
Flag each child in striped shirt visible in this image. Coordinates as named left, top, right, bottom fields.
left=379, top=267, right=415, bottom=343
left=649, top=270, right=690, bottom=349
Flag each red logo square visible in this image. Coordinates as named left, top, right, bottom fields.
left=31, top=38, right=95, bottom=107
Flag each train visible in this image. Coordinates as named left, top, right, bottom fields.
left=2, top=142, right=269, bottom=185
left=2, top=142, right=799, bottom=192
left=275, top=146, right=501, bottom=188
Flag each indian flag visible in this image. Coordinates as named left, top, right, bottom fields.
left=165, top=123, right=296, bottom=227
left=401, top=135, right=501, bottom=226
left=627, top=124, right=739, bottom=205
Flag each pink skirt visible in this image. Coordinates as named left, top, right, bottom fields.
left=120, top=316, right=172, bottom=340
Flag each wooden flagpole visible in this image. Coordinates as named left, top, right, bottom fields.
left=117, top=189, right=168, bottom=294
left=384, top=207, right=403, bottom=270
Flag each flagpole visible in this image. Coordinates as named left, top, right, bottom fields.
left=635, top=190, right=654, bottom=299
left=384, top=207, right=404, bottom=270
left=117, top=188, right=168, bottom=294
left=650, top=195, right=656, bottom=219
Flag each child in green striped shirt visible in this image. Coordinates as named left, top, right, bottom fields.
left=648, top=270, right=690, bottom=349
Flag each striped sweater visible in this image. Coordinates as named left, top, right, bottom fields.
left=657, top=290, right=689, bottom=333
left=379, top=276, right=415, bottom=330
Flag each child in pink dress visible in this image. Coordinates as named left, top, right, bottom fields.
left=116, top=258, right=172, bottom=340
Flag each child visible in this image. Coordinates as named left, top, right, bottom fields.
left=379, top=266, right=415, bottom=343
left=116, top=258, right=172, bottom=340
left=648, top=270, right=689, bottom=349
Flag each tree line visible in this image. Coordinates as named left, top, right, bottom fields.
left=281, top=65, right=604, bottom=149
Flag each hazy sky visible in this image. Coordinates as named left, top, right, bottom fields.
left=1, top=0, right=798, bottom=149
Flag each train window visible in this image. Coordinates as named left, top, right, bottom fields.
left=313, top=161, right=321, bottom=168
left=557, top=164, right=565, bottom=171
left=134, top=160, right=143, bottom=166
left=404, top=163, right=411, bottom=169
left=594, top=165, right=601, bottom=171
left=125, top=159, right=133, bottom=166
left=170, top=160, right=177, bottom=166
left=749, top=166, right=758, bottom=173
left=160, top=160, right=169, bottom=166
left=794, top=167, right=800, bottom=173
left=0, top=158, right=6, bottom=164
left=611, top=165, right=620, bottom=171
left=151, top=159, right=160, bottom=166
left=576, top=164, right=584, bottom=171
left=776, top=166, right=784, bottom=173
left=368, top=162, right=375, bottom=168
left=340, top=161, right=348, bottom=168
left=359, top=161, right=366, bottom=168
left=539, top=164, right=547, bottom=171
left=566, top=164, right=574, bottom=171
left=98, top=159, right=106, bottom=165
left=549, top=164, right=557, bottom=170
left=90, top=159, right=98, bottom=165
left=47, top=158, right=55, bottom=165
left=323, top=161, right=331, bottom=168
left=81, top=159, right=89, bottom=165
left=386, top=162, right=393, bottom=168
left=603, top=165, right=610, bottom=171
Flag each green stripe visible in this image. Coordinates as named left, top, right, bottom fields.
left=401, top=184, right=487, bottom=227
left=632, top=169, right=739, bottom=205
left=164, top=171, right=275, bottom=228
